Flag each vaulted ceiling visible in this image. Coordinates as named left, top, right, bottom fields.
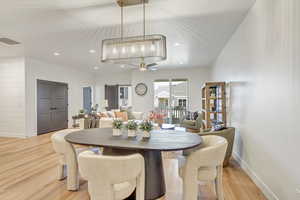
left=0, top=0, right=255, bottom=72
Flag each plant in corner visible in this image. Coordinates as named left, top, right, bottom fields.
left=126, top=120, right=138, bottom=137
left=112, top=119, right=123, bottom=136
left=139, top=120, right=153, bottom=139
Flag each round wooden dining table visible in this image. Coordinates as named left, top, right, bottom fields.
left=65, top=128, right=202, bottom=200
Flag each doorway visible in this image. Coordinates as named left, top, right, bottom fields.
left=83, top=87, right=92, bottom=113
left=37, top=80, right=68, bottom=135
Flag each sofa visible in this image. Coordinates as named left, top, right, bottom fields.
left=180, top=112, right=202, bottom=132
left=99, top=110, right=144, bottom=128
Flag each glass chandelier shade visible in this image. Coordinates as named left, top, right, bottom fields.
left=101, top=34, right=166, bottom=65
left=101, top=0, right=167, bottom=68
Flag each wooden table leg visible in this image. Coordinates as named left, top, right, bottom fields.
left=103, top=148, right=166, bottom=200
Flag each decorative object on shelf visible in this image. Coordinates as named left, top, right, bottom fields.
left=139, top=120, right=153, bottom=139
left=102, top=100, right=108, bottom=111
left=201, top=82, right=226, bottom=129
left=211, top=120, right=226, bottom=131
left=101, top=0, right=167, bottom=71
left=135, top=83, right=148, bottom=96
left=112, top=119, right=123, bottom=136
left=126, top=120, right=138, bottom=137
left=78, top=109, right=85, bottom=118
left=91, top=104, right=99, bottom=115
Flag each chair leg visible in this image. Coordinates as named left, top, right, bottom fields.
left=215, top=165, right=224, bottom=200
left=57, top=164, right=66, bottom=180
left=65, top=144, right=80, bottom=191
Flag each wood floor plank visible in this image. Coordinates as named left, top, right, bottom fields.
left=0, top=133, right=267, bottom=200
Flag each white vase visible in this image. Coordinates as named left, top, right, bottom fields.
left=142, top=131, right=151, bottom=139
left=128, top=129, right=137, bottom=137
left=112, top=129, right=122, bottom=136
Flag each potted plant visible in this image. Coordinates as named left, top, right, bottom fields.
left=112, top=119, right=123, bottom=136
left=139, top=120, right=153, bottom=139
left=126, top=120, right=138, bottom=137
left=78, top=109, right=85, bottom=118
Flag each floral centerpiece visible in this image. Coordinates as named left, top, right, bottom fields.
left=126, top=120, right=138, bottom=137
left=149, top=111, right=166, bottom=126
left=139, top=120, right=153, bottom=138
left=112, top=119, right=123, bottom=136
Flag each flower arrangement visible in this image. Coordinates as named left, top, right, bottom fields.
left=112, top=119, right=123, bottom=136
left=139, top=120, right=153, bottom=132
left=126, top=120, right=138, bottom=137
left=112, top=119, right=123, bottom=129
left=140, top=120, right=153, bottom=138
left=149, top=111, right=166, bottom=125
left=126, top=120, right=138, bottom=130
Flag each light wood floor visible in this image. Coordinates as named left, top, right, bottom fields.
left=0, top=133, right=266, bottom=200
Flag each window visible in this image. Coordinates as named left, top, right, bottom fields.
left=154, top=79, right=189, bottom=124
left=119, top=85, right=132, bottom=107
left=178, top=99, right=187, bottom=108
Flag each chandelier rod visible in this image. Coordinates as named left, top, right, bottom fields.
left=143, top=0, right=146, bottom=38
left=121, top=1, right=124, bottom=40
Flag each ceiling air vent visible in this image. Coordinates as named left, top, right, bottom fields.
left=0, top=38, right=21, bottom=46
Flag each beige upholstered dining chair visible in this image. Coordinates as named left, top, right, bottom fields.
left=78, top=151, right=145, bottom=200
left=178, top=135, right=228, bottom=200
left=51, top=129, right=90, bottom=191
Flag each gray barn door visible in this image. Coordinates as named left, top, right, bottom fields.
left=83, top=87, right=92, bottom=113
left=105, top=85, right=119, bottom=110
left=37, top=80, right=68, bottom=135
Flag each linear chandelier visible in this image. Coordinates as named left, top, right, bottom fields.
left=101, top=0, right=167, bottom=71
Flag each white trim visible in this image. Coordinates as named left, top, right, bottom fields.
left=0, top=132, right=26, bottom=138
left=233, top=152, right=279, bottom=200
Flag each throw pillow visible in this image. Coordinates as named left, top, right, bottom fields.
left=115, top=111, right=128, bottom=121
left=100, top=112, right=108, bottom=118
left=120, top=107, right=135, bottom=120
left=193, top=112, right=199, bottom=120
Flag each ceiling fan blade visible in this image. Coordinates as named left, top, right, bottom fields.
left=147, top=63, right=158, bottom=67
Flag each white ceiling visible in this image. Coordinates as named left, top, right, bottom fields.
left=0, top=0, right=255, bottom=73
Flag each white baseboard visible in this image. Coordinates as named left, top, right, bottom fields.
left=233, top=152, right=279, bottom=200
left=0, top=132, right=26, bottom=138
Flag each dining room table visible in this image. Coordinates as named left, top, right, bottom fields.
left=65, top=127, right=202, bottom=200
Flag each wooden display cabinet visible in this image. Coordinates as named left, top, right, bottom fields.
left=201, top=82, right=226, bottom=129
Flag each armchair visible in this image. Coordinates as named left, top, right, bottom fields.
left=180, top=113, right=202, bottom=132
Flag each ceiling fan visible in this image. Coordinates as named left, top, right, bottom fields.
left=125, top=61, right=158, bottom=71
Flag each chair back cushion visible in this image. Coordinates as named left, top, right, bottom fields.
left=51, top=129, right=78, bottom=154
left=79, top=151, right=144, bottom=183
left=187, top=135, right=228, bottom=167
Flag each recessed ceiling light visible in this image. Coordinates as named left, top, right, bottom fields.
left=94, top=66, right=99, bottom=70
left=120, top=64, right=125, bottom=68
left=53, top=52, right=60, bottom=56
left=89, top=49, right=96, bottom=53
left=174, top=43, right=181, bottom=47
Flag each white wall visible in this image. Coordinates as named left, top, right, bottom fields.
left=0, top=57, right=26, bottom=137
left=211, top=0, right=300, bottom=199
left=94, top=68, right=211, bottom=113
left=25, top=58, right=95, bottom=137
